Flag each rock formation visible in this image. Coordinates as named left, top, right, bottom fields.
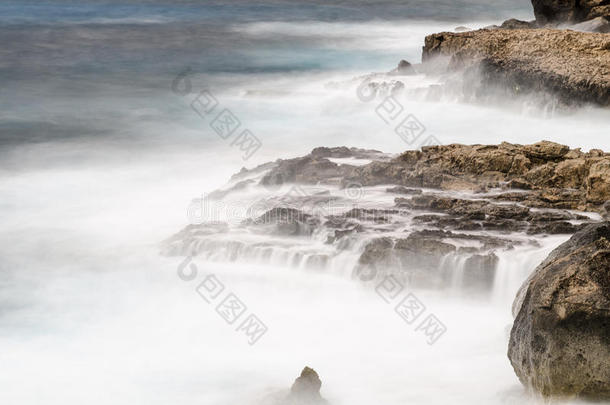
left=531, top=0, right=610, bottom=25
left=288, top=367, right=327, bottom=404
left=422, top=28, right=610, bottom=106
left=508, top=222, right=610, bottom=399
left=499, top=18, right=536, bottom=29
left=163, top=142, right=604, bottom=291
left=258, top=367, right=328, bottom=405
left=257, top=141, right=610, bottom=213
left=389, top=59, right=415, bottom=75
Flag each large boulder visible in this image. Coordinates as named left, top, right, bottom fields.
left=508, top=222, right=610, bottom=399
left=532, top=0, right=610, bottom=25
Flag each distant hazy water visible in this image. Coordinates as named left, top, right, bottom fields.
left=0, top=0, right=533, bottom=154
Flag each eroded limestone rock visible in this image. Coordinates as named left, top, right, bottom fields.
left=508, top=222, right=610, bottom=399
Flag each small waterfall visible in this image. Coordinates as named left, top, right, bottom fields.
left=165, top=182, right=586, bottom=301
left=167, top=230, right=368, bottom=274
left=491, top=235, right=570, bottom=308
left=443, top=253, right=470, bottom=291
left=169, top=230, right=573, bottom=302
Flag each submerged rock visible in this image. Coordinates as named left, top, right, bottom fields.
left=508, top=222, right=610, bottom=399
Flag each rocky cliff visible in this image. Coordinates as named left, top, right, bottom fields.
left=422, top=29, right=610, bottom=106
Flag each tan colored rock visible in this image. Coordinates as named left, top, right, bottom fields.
left=586, top=158, right=610, bottom=203
left=523, top=162, right=557, bottom=187
left=588, top=149, right=606, bottom=157
left=564, top=148, right=585, bottom=159
left=422, top=29, right=610, bottom=106
left=254, top=142, right=609, bottom=212
left=439, top=175, right=481, bottom=191
left=523, top=140, right=570, bottom=162
left=508, top=154, right=532, bottom=176
left=553, top=158, right=588, bottom=188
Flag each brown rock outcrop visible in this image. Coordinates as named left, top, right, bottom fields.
left=253, top=142, right=610, bottom=213
left=422, top=29, right=610, bottom=106
left=349, top=141, right=610, bottom=212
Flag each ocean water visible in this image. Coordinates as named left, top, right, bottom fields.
left=0, top=1, right=609, bottom=404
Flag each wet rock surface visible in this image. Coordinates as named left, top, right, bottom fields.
left=508, top=222, right=610, bottom=399
left=244, top=207, right=321, bottom=236
left=162, top=142, right=603, bottom=292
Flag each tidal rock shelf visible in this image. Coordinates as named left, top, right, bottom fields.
left=162, top=142, right=605, bottom=293
left=422, top=28, right=610, bottom=106
left=263, top=141, right=610, bottom=213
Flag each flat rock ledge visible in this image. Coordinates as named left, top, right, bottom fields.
left=422, top=28, right=610, bottom=106
left=508, top=222, right=610, bottom=399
